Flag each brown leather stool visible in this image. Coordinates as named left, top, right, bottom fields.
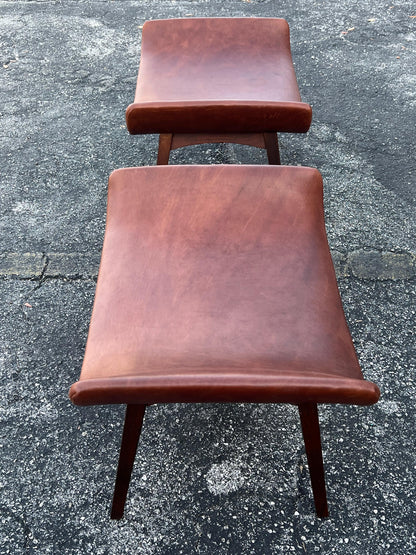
left=69, top=165, right=379, bottom=519
left=126, top=18, right=312, bottom=164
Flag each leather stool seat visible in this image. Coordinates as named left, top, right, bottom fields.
left=125, top=18, right=312, bottom=164
left=70, top=165, right=379, bottom=519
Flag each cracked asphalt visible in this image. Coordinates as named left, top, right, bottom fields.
left=0, top=1, right=415, bottom=553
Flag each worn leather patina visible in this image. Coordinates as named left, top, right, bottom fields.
left=126, top=18, right=312, bottom=135
left=70, top=166, right=379, bottom=407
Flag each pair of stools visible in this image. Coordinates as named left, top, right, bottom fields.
left=69, top=18, right=380, bottom=520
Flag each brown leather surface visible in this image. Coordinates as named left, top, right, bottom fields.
left=126, top=18, right=312, bottom=134
left=69, top=166, right=379, bottom=406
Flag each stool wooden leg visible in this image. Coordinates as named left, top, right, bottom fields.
left=111, top=404, right=146, bottom=519
left=157, top=134, right=173, bottom=165
left=263, top=132, right=281, bottom=165
left=298, top=403, right=329, bottom=518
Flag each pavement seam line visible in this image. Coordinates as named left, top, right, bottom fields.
left=0, top=250, right=415, bottom=281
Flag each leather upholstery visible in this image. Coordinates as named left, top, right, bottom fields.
left=69, top=166, right=379, bottom=407
left=126, top=18, right=312, bottom=134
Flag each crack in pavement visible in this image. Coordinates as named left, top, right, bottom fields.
left=1, top=250, right=415, bottom=281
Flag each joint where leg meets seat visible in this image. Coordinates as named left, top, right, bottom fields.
left=157, top=132, right=281, bottom=165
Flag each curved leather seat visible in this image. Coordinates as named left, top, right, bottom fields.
left=70, top=166, right=378, bottom=407
left=125, top=18, right=312, bottom=163
left=69, top=165, right=379, bottom=519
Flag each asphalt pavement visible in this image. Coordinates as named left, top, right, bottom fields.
left=0, top=0, right=415, bottom=553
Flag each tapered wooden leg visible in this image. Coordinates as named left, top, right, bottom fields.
left=111, top=404, right=146, bottom=519
left=298, top=403, right=329, bottom=518
left=263, top=132, right=281, bottom=165
left=157, top=133, right=173, bottom=165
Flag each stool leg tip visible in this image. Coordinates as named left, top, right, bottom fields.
left=316, top=502, right=329, bottom=518
left=110, top=504, right=124, bottom=520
